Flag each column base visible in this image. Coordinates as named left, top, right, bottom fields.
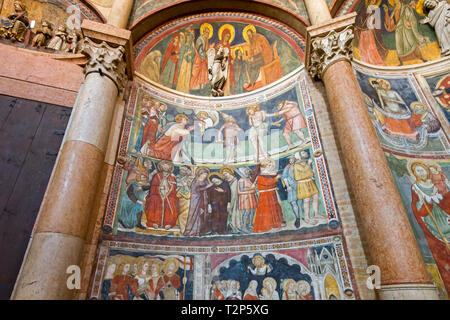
left=377, top=283, right=439, bottom=300
left=12, top=232, right=85, bottom=300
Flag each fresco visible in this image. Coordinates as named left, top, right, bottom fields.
left=386, top=154, right=449, bottom=299
left=353, top=0, right=442, bottom=66
left=356, top=70, right=449, bottom=155
left=425, top=72, right=450, bottom=123
left=128, top=0, right=335, bottom=27
left=134, top=13, right=304, bottom=97
left=90, top=236, right=357, bottom=300
left=103, top=73, right=341, bottom=241
left=356, top=64, right=450, bottom=298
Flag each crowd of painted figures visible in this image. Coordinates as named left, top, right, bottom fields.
left=211, top=278, right=313, bottom=300
left=143, top=23, right=284, bottom=96
left=100, top=253, right=316, bottom=300
left=0, top=1, right=82, bottom=52
left=101, top=256, right=189, bottom=300
left=132, top=96, right=309, bottom=164
left=118, top=149, right=327, bottom=236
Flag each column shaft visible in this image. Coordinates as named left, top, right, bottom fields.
left=303, top=0, right=332, bottom=25
left=322, top=61, right=431, bottom=286
left=303, top=0, right=439, bottom=299
left=12, top=30, right=129, bottom=299
left=107, top=0, right=134, bottom=28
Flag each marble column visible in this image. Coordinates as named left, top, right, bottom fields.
left=11, top=22, right=131, bottom=300
left=303, top=1, right=439, bottom=300
left=107, top=0, right=134, bottom=28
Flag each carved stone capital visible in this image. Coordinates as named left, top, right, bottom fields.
left=305, top=13, right=357, bottom=79
left=81, top=37, right=127, bottom=92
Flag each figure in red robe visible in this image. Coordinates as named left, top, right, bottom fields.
left=160, top=33, right=181, bottom=89
left=410, top=162, right=450, bottom=294
left=145, top=160, right=178, bottom=229
left=253, top=160, right=285, bottom=233
left=109, top=263, right=138, bottom=300
left=190, top=26, right=211, bottom=91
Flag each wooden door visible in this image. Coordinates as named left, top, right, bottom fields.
left=0, top=95, right=71, bottom=299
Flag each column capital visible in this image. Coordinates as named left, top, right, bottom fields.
left=305, top=13, right=357, bottom=79
left=80, top=20, right=134, bottom=91
left=81, top=37, right=127, bottom=92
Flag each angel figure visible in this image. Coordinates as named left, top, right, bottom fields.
left=193, top=110, right=219, bottom=140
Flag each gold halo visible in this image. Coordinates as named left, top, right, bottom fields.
left=195, top=166, right=210, bottom=176
left=200, top=23, right=213, bottom=39
left=243, top=24, right=257, bottom=43
left=365, top=0, right=381, bottom=7
left=263, top=277, right=277, bottom=290
left=416, top=0, right=425, bottom=16
left=208, top=172, right=224, bottom=183
left=220, top=166, right=234, bottom=176
left=219, top=24, right=235, bottom=44
left=410, top=101, right=427, bottom=112
left=163, top=258, right=180, bottom=274
left=407, top=159, right=430, bottom=179
left=232, top=46, right=243, bottom=59
left=377, top=79, right=391, bottom=90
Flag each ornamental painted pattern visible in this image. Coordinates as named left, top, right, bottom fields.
left=90, top=236, right=357, bottom=300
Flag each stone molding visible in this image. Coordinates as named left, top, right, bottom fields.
left=305, top=13, right=356, bottom=79
left=377, top=283, right=440, bottom=300
left=81, top=37, right=127, bottom=92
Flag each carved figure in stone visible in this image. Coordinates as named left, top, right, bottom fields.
left=46, top=25, right=68, bottom=51
left=66, top=28, right=82, bottom=53
left=421, top=0, right=450, bottom=56
left=31, top=21, right=52, bottom=48
left=0, top=0, right=29, bottom=42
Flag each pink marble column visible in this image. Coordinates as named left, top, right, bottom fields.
left=304, top=1, right=439, bottom=299
left=11, top=22, right=131, bottom=300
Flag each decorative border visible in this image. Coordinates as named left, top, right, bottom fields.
left=88, top=235, right=356, bottom=299
left=102, top=71, right=342, bottom=233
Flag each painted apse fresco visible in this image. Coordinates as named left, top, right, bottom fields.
left=90, top=237, right=356, bottom=300
left=353, top=0, right=442, bottom=66
left=92, top=12, right=359, bottom=300
left=134, top=13, right=303, bottom=97
left=128, top=0, right=336, bottom=27
left=355, top=64, right=450, bottom=299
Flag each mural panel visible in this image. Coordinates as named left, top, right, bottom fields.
left=355, top=64, right=450, bottom=298
left=386, top=154, right=449, bottom=299
left=90, top=236, right=357, bottom=300
left=134, top=13, right=304, bottom=97
left=354, top=0, right=442, bottom=66
left=103, top=72, right=341, bottom=241
left=425, top=72, right=450, bottom=123
left=356, top=70, right=449, bottom=155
